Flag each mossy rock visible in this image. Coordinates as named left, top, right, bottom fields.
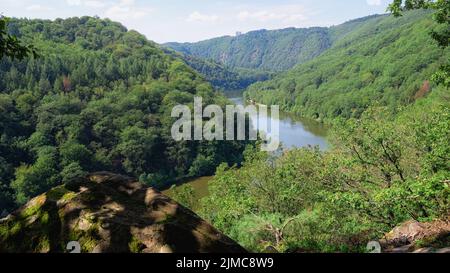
left=0, top=172, right=247, bottom=253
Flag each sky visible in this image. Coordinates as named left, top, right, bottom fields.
left=1, top=0, right=390, bottom=43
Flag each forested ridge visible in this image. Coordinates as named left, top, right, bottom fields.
left=163, top=47, right=272, bottom=91
left=0, top=17, right=249, bottom=213
left=166, top=11, right=447, bottom=99
left=165, top=26, right=333, bottom=72
left=162, top=20, right=351, bottom=91
left=245, top=10, right=449, bottom=119
left=164, top=14, right=403, bottom=75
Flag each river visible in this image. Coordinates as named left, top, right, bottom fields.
left=164, top=93, right=329, bottom=204
left=228, top=96, right=328, bottom=150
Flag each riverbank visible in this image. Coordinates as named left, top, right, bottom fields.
left=164, top=92, right=331, bottom=206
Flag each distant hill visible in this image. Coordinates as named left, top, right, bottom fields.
left=165, top=27, right=332, bottom=72
left=245, top=10, right=448, bottom=119
left=164, top=15, right=389, bottom=74
left=163, top=14, right=391, bottom=90
left=162, top=47, right=272, bottom=91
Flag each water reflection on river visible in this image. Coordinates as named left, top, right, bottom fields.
left=164, top=92, right=329, bottom=206
left=228, top=96, right=328, bottom=150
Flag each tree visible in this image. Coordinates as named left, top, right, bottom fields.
left=116, top=126, right=157, bottom=176
left=59, top=141, right=92, bottom=169
left=333, top=108, right=412, bottom=187
left=61, top=162, right=87, bottom=184
left=0, top=157, right=15, bottom=211
left=188, top=154, right=215, bottom=177
left=169, top=184, right=197, bottom=209
left=11, top=147, right=60, bottom=204
left=0, top=16, right=37, bottom=59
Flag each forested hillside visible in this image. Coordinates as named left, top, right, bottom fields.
left=165, top=27, right=332, bottom=72
left=0, top=17, right=249, bottom=213
left=245, top=10, right=448, bottom=119
left=163, top=48, right=271, bottom=91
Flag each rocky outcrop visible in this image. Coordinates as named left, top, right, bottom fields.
left=0, top=172, right=247, bottom=253
left=380, top=218, right=450, bottom=253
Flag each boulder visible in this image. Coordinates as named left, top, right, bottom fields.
left=380, top=218, right=450, bottom=253
left=0, top=172, right=247, bottom=253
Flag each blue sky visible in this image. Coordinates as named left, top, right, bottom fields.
left=1, top=0, right=390, bottom=43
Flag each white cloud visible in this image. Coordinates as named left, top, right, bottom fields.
left=66, top=0, right=82, bottom=6
left=187, top=11, right=219, bottom=23
left=84, top=1, right=107, bottom=8
left=26, top=4, right=54, bottom=12
left=119, top=0, right=135, bottom=5
left=105, top=0, right=152, bottom=20
left=366, top=0, right=382, bottom=6
left=66, top=0, right=106, bottom=8
left=65, top=0, right=151, bottom=20
left=237, top=5, right=308, bottom=23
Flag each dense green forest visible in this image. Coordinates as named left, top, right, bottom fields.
left=165, top=27, right=332, bottom=72
left=0, top=17, right=250, bottom=213
left=245, top=10, right=449, bottom=119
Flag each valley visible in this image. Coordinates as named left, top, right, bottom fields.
left=0, top=1, right=449, bottom=254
